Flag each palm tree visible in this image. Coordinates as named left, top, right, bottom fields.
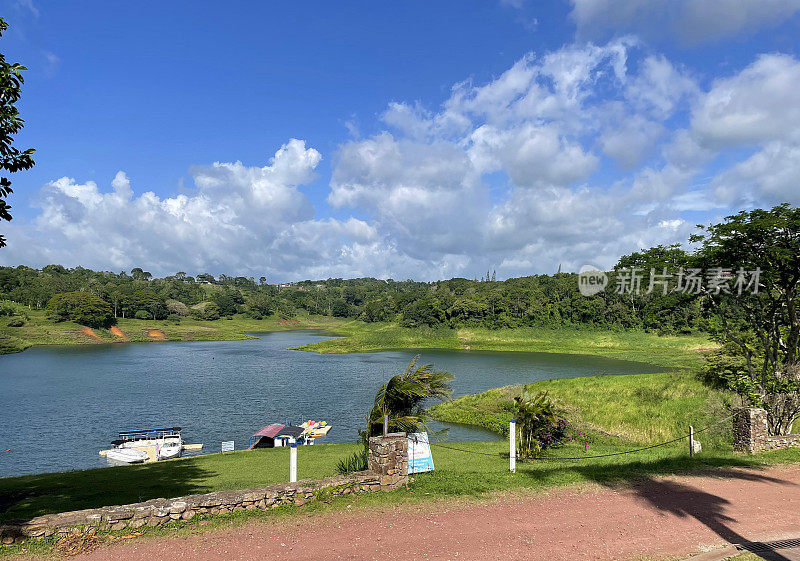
left=338, top=356, right=453, bottom=474
left=364, top=355, right=454, bottom=438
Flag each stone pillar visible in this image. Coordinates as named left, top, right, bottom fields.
left=732, top=407, right=768, bottom=454
left=368, top=433, right=408, bottom=489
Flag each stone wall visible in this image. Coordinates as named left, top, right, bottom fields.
left=1, top=435, right=410, bottom=545
left=732, top=406, right=800, bottom=454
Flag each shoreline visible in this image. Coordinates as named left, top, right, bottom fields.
left=1, top=313, right=714, bottom=369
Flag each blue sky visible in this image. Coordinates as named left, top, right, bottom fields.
left=2, top=0, right=800, bottom=281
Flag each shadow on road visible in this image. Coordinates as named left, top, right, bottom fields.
left=609, top=468, right=795, bottom=561
left=515, top=458, right=798, bottom=560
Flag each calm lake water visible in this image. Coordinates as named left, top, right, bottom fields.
left=0, top=330, right=664, bottom=477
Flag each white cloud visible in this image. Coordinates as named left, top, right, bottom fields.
left=326, top=40, right=711, bottom=277
left=712, top=142, right=800, bottom=205
left=600, top=115, right=663, bottom=169
left=470, top=123, right=598, bottom=186
left=692, top=54, right=800, bottom=147
left=6, top=140, right=387, bottom=279
left=625, top=56, right=698, bottom=119
left=15, top=0, right=38, bottom=17
left=570, top=0, right=800, bottom=43
left=5, top=40, right=800, bottom=281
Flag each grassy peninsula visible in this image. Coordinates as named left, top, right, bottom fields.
left=293, top=320, right=714, bottom=367
left=0, top=306, right=346, bottom=355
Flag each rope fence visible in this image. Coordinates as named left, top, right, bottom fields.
left=419, top=413, right=736, bottom=463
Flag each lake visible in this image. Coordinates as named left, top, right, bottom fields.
left=0, top=330, right=665, bottom=477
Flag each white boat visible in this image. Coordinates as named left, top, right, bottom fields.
left=155, top=438, right=182, bottom=460
left=110, top=427, right=184, bottom=462
left=106, top=448, right=149, bottom=465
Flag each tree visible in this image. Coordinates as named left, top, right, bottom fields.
left=47, top=292, right=115, bottom=328
left=692, top=204, right=800, bottom=435
left=210, top=290, right=239, bottom=316
left=191, top=301, right=220, bottom=320
left=130, top=268, right=152, bottom=281
left=166, top=299, right=190, bottom=316
left=246, top=292, right=273, bottom=319
left=331, top=298, right=349, bottom=317
left=363, top=299, right=391, bottom=322
left=0, top=18, right=36, bottom=248
left=362, top=355, right=453, bottom=439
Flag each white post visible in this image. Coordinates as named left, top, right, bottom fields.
left=689, top=426, right=694, bottom=458
left=383, top=414, right=388, bottom=437
left=509, top=418, right=516, bottom=473
left=289, top=438, right=298, bottom=482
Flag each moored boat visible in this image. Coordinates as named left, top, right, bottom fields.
left=101, top=427, right=191, bottom=463
left=105, top=448, right=149, bottom=465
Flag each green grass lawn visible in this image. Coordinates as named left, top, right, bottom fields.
left=3, top=440, right=799, bottom=525
left=0, top=444, right=360, bottom=522
left=294, top=322, right=714, bottom=368
left=430, top=370, right=734, bottom=448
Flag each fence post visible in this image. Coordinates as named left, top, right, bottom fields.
left=689, top=426, right=694, bottom=458
left=289, top=438, right=298, bottom=482
left=383, top=414, right=388, bottom=437
left=509, top=418, right=516, bottom=473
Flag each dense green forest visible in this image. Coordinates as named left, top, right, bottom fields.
left=0, top=244, right=706, bottom=334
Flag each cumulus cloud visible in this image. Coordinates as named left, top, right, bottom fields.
left=7, top=140, right=382, bottom=279
left=570, top=0, right=800, bottom=43
left=687, top=53, right=800, bottom=208
left=600, top=115, right=663, bottom=169
left=712, top=142, right=800, bottom=206
left=328, top=39, right=707, bottom=276
left=4, top=40, right=800, bottom=280
left=692, top=54, right=800, bottom=147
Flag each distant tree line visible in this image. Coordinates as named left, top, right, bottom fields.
left=0, top=248, right=707, bottom=335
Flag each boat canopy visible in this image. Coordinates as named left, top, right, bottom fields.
left=275, top=426, right=305, bottom=439
left=251, top=424, right=285, bottom=439
left=119, top=427, right=182, bottom=439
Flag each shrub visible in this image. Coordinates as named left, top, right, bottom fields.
left=166, top=313, right=182, bottom=323
left=7, top=318, right=24, bottom=327
left=134, top=310, right=150, bottom=320
left=336, top=449, right=368, bottom=475
left=191, top=301, right=221, bottom=321
left=0, top=304, right=15, bottom=317
left=513, top=389, right=575, bottom=459
left=47, top=292, right=115, bottom=329
left=166, top=300, right=190, bottom=316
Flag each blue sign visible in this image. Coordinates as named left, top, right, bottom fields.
left=408, top=432, right=434, bottom=473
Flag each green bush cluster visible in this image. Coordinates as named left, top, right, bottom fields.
left=47, top=291, right=115, bottom=329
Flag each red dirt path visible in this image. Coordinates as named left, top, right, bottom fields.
left=75, top=465, right=800, bottom=561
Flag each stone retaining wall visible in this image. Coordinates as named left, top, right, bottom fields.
left=732, top=407, right=800, bottom=453
left=1, top=434, right=410, bottom=545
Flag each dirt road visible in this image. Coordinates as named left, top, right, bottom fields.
left=76, top=465, right=800, bottom=561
